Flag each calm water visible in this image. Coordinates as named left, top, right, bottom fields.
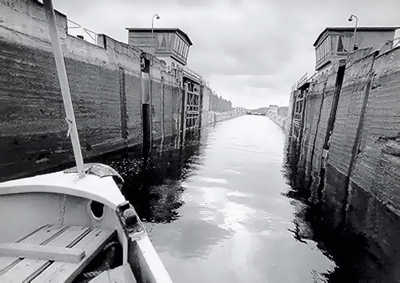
left=145, top=115, right=337, bottom=282
left=100, top=115, right=338, bottom=282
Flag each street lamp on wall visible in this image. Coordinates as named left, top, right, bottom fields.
left=348, top=14, right=358, bottom=50
left=151, top=13, right=160, bottom=56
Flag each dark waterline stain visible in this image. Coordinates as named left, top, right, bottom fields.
left=283, top=131, right=400, bottom=283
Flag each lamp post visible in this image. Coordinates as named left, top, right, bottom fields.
left=151, top=13, right=160, bottom=56
left=348, top=14, right=358, bottom=50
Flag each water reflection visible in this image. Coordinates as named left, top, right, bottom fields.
left=95, top=132, right=204, bottom=223
left=97, top=115, right=340, bottom=282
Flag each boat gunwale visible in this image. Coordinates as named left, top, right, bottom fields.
left=0, top=171, right=126, bottom=209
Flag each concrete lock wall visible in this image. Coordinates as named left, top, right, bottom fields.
left=0, top=0, right=240, bottom=182
left=288, top=45, right=400, bottom=277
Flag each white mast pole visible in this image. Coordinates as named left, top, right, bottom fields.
left=43, top=0, right=85, bottom=178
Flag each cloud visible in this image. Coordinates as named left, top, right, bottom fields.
left=53, top=0, right=400, bottom=108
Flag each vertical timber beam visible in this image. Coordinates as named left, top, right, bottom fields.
left=199, top=84, right=204, bottom=129
left=119, top=67, right=128, bottom=141
left=323, top=61, right=346, bottom=150
left=180, top=82, right=188, bottom=144
left=289, top=89, right=298, bottom=139
left=140, top=52, right=151, bottom=157
left=309, top=80, right=328, bottom=173
left=297, top=87, right=309, bottom=165
left=160, top=74, right=165, bottom=150
left=175, top=85, right=181, bottom=149
left=298, top=89, right=307, bottom=145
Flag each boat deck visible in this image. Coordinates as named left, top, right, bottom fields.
left=0, top=224, right=114, bottom=283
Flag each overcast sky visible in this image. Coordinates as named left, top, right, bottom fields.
left=53, top=0, right=399, bottom=109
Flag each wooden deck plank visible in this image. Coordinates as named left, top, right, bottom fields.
left=0, top=226, right=89, bottom=283
left=13, top=224, right=51, bottom=243
left=32, top=228, right=115, bottom=283
left=0, top=243, right=85, bottom=263
left=0, top=225, right=63, bottom=272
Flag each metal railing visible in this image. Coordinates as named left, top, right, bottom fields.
left=67, top=19, right=98, bottom=44
left=182, top=66, right=204, bottom=83
left=375, top=37, right=400, bottom=54
left=393, top=37, right=400, bottom=48
left=296, top=73, right=308, bottom=88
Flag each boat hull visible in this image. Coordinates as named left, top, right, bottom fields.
left=0, top=164, right=172, bottom=283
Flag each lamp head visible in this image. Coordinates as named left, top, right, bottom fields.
left=155, top=14, right=160, bottom=19
left=348, top=14, right=357, bottom=22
